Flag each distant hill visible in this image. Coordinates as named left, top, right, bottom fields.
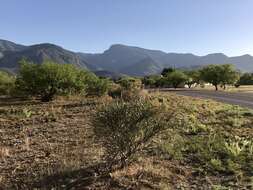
left=1, top=39, right=253, bottom=76
left=0, top=41, right=96, bottom=72
left=0, top=39, right=26, bottom=52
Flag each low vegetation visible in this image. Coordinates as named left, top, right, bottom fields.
left=1, top=62, right=253, bottom=189
left=14, top=60, right=109, bottom=101
left=1, top=91, right=253, bottom=189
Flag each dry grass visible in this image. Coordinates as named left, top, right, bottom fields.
left=195, top=85, right=253, bottom=93
left=0, top=146, right=10, bottom=159
left=0, top=96, right=105, bottom=189
left=0, top=94, right=253, bottom=189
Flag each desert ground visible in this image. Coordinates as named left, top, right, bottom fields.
left=1, top=92, right=253, bottom=189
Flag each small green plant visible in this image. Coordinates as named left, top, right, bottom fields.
left=225, top=137, right=253, bottom=157
left=22, top=108, right=33, bottom=118
left=182, top=114, right=208, bottom=135
left=210, top=158, right=224, bottom=172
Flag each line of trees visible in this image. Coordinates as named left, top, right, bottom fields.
left=237, top=73, right=253, bottom=85
left=143, top=64, right=242, bottom=91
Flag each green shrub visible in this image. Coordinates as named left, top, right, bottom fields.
left=92, top=98, right=168, bottom=170
left=84, top=73, right=109, bottom=96
left=108, top=83, right=122, bottom=98
left=111, top=77, right=144, bottom=101
left=15, top=60, right=97, bottom=101
left=142, top=75, right=162, bottom=88
left=0, top=71, right=15, bottom=95
left=117, top=77, right=142, bottom=91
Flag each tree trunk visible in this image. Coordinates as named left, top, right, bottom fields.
left=41, top=94, right=54, bottom=102
left=215, top=85, right=218, bottom=91
left=41, top=88, right=56, bottom=102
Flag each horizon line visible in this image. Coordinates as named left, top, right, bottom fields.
left=1, top=38, right=252, bottom=58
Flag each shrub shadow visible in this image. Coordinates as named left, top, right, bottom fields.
left=32, top=163, right=127, bottom=190
left=0, top=97, right=43, bottom=107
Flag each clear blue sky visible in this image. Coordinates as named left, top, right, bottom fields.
left=1, top=0, right=253, bottom=56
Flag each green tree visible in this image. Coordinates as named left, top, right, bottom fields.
left=219, top=64, right=240, bottom=89
left=200, top=65, right=222, bottom=91
left=200, top=64, right=239, bottom=91
left=184, top=70, right=201, bottom=88
left=15, top=60, right=88, bottom=101
left=165, top=70, right=188, bottom=89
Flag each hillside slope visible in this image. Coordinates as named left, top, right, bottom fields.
left=0, top=42, right=96, bottom=72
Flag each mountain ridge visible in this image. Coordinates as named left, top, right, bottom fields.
left=0, top=40, right=97, bottom=72
left=1, top=39, right=253, bottom=76
left=0, top=39, right=26, bottom=52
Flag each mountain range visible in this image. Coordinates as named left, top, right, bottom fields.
left=1, top=39, right=253, bottom=76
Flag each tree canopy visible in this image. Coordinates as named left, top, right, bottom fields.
left=184, top=70, right=201, bottom=88
left=200, top=64, right=239, bottom=90
left=164, top=70, right=188, bottom=89
left=161, top=67, right=176, bottom=77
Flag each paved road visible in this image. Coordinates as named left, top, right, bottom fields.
left=172, top=90, right=253, bottom=109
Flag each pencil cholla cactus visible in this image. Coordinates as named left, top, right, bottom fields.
left=92, top=98, right=168, bottom=170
